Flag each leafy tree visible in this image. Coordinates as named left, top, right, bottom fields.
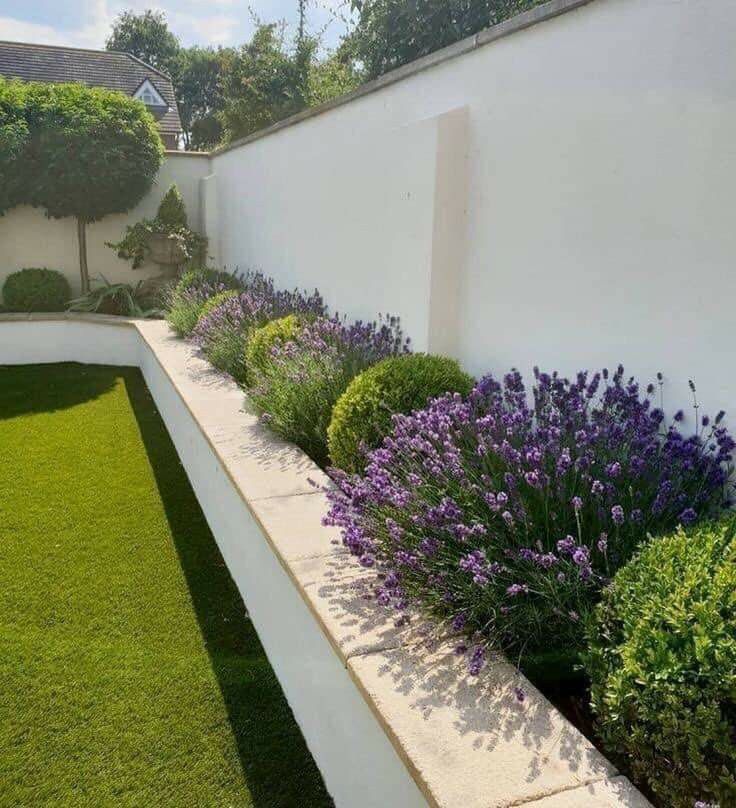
left=0, top=79, right=164, bottom=292
left=177, top=46, right=232, bottom=150
left=105, top=9, right=182, bottom=78
left=219, top=24, right=310, bottom=142
left=345, top=0, right=541, bottom=79
left=220, top=24, right=357, bottom=143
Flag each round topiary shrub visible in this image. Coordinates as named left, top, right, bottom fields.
left=245, top=314, right=302, bottom=380
left=328, top=353, right=474, bottom=472
left=196, top=289, right=240, bottom=324
left=585, top=518, right=736, bottom=807
left=2, top=268, right=71, bottom=312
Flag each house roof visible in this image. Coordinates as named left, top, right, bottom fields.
left=0, top=41, right=182, bottom=138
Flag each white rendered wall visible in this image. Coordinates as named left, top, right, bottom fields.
left=0, top=152, right=211, bottom=296
left=212, top=0, right=736, bottom=424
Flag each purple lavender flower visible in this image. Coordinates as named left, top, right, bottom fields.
left=325, top=365, right=732, bottom=660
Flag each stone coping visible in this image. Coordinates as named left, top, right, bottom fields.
left=211, top=0, right=597, bottom=158
left=0, top=314, right=650, bottom=808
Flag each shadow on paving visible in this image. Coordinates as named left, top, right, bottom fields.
left=0, top=362, right=117, bottom=420
left=123, top=369, right=333, bottom=808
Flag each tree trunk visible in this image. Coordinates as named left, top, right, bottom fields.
left=76, top=217, right=90, bottom=294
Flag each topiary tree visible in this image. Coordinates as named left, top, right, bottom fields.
left=328, top=353, right=474, bottom=472
left=1, top=80, right=164, bottom=293
left=2, top=268, right=71, bottom=312
left=585, top=518, right=736, bottom=807
left=156, top=184, right=188, bottom=229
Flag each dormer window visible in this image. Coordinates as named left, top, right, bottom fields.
left=133, top=78, right=167, bottom=108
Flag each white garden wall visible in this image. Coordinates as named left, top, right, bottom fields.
left=0, top=151, right=211, bottom=295
left=211, top=0, right=736, bottom=424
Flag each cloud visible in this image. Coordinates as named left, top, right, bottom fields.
left=0, top=0, right=112, bottom=48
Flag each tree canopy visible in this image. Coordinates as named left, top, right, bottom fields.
left=345, top=0, right=540, bottom=79
left=0, top=78, right=164, bottom=290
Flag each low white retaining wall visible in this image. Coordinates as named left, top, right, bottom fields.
left=0, top=314, right=651, bottom=808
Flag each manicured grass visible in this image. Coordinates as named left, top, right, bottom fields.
left=0, top=363, right=333, bottom=807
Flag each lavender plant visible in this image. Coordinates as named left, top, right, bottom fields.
left=325, top=366, right=733, bottom=671
left=249, top=315, right=409, bottom=466
left=190, top=273, right=325, bottom=382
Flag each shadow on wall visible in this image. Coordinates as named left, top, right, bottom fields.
left=0, top=362, right=118, bottom=420
left=122, top=368, right=334, bottom=808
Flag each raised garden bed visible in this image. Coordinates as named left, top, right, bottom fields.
left=0, top=314, right=650, bottom=808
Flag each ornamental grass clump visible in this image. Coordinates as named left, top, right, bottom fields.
left=191, top=274, right=325, bottom=383
left=325, top=366, right=733, bottom=672
left=585, top=518, right=736, bottom=807
left=249, top=315, right=409, bottom=467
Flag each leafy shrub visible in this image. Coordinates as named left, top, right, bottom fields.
left=156, top=185, right=188, bottom=229
left=67, top=275, right=162, bottom=318
left=328, top=353, right=474, bottom=473
left=175, top=268, right=242, bottom=297
left=2, top=268, right=70, bottom=312
left=165, top=268, right=242, bottom=337
left=107, top=184, right=207, bottom=269
left=245, top=314, right=302, bottom=379
left=325, top=367, right=733, bottom=671
left=250, top=315, right=409, bottom=466
left=197, top=289, right=240, bottom=323
left=191, top=275, right=325, bottom=383
left=585, top=519, right=736, bottom=807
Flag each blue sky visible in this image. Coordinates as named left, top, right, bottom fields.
left=0, top=0, right=352, bottom=52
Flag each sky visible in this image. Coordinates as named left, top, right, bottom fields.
left=0, top=0, right=352, bottom=53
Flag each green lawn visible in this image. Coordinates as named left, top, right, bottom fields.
left=0, top=363, right=332, bottom=808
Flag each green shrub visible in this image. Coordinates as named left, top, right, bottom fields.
left=156, top=185, right=188, bottom=229
left=2, top=268, right=71, bottom=312
left=585, top=519, right=736, bottom=807
left=245, top=315, right=302, bottom=380
left=197, top=289, right=240, bottom=323
left=165, top=269, right=242, bottom=337
left=328, top=353, right=473, bottom=472
left=175, top=268, right=241, bottom=297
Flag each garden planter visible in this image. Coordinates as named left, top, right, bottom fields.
left=147, top=232, right=187, bottom=271
left=0, top=314, right=651, bottom=808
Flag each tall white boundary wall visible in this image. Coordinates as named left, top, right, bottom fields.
left=209, top=0, right=736, bottom=426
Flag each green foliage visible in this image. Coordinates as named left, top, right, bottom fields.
left=105, top=9, right=182, bottom=77
left=585, top=519, right=736, bottom=807
left=2, top=268, right=70, bottom=312
left=245, top=315, right=302, bottom=380
left=66, top=275, right=162, bottom=318
left=220, top=24, right=309, bottom=142
left=156, top=184, right=188, bottom=228
left=107, top=184, right=206, bottom=269
left=197, top=289, right=240, bottom=323
left=0, top=78, right=164, bottom=291
left=175, top=267, right=242, bottom=296
left=165, top=268, right=241, bottom=337
left=178, top=46, right=232, bottom=150
left=0, top=363, right=332, bottom=806
left=306, top=53, right=360, bottom=106
left=346, top=0, right=542, bottom=79
left=328, top=353, right=474, bottom=472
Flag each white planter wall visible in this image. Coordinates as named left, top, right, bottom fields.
left=211, top=0, right=736, bottom=425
